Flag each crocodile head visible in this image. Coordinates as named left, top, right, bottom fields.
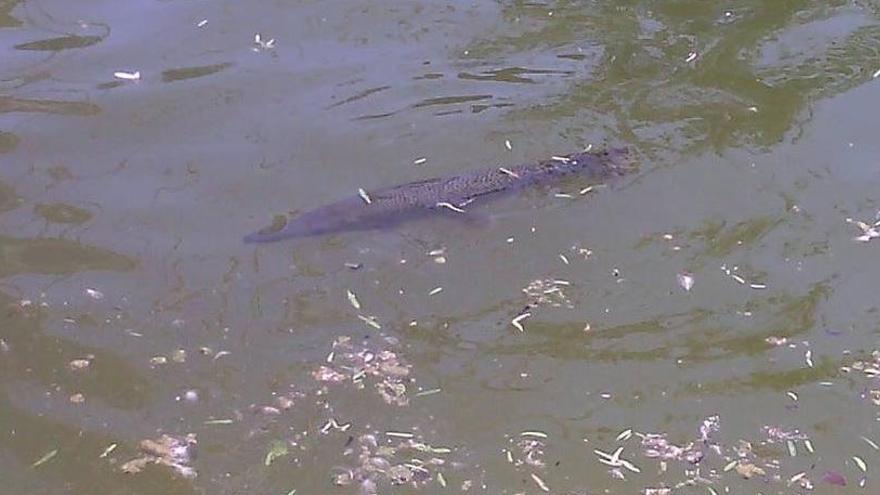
left=564, top=147, right=634, bottom=179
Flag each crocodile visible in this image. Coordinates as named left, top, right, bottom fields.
left=243, top=147, right=632, bottom=243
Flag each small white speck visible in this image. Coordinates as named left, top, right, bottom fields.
left=113, top=71, right=140, bottom=81
left=676, top=272, right=694, bottom=291
left=85, top=288, right=104, bottom=300
left=197, top=19, right=208, bottom=28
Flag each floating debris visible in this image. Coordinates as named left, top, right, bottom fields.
left=313, top=336, right=411, bottom=406
left=385, top=431, right=414, bottom=439
left=99, top=443, right=118, bottom=458
left=85, top=288, right=104, bottom=300
left=120, top=434, right=197, bottom=479
left=196, top=19, right=208, bottom=28
left=498, top=167, right=519, bottom=178
left=520, top=431, right=549, bottom=439
left=113, top=71, right=140, bottom=81
left=436, top=202, right=465, bottom=213
left=31, top=448, right=58, bottom=468
left=512, top=436, right=546, bottom=467
left=763, top=426, right=808, bottom=442
left=203, top=419, right=234, bottom=425
left=505, top=139, right=512, bottom=150
left=334, top=433, right=444, bottom=493
left=358, top=188, right=372, bottom=204
left=171, top=349, right=187, bottom=363
left=676, top=272, right=694, bottom=291
left=415, top=388, right=441, bottom=397
left=413, top=157, right=427, bottom=165
left=511, top=312, right=530, bottom=332
left=765, top=336, right=788, bottom=346
left=346, top=290, right=361, bottom=310
left=594, top=446, right=641, bottom=473
left=736, top=462, right=766, bottom=479
left=357, top=314, right=382, bottom=329
left=253, top=33, right=275, bottom=50
left=523, top=278, right=573, bottom=308
left=847, top=217, right=880, bottom=242
left=530, top=473, right=550, bottom=492
left=69, top=358, right=91, bottom=370
left=318, top=418, right=351, bottom=435
left=853, top=455, right=867, bottom=472
left=428, top=287, right=443, bottom=296
left=264, top=440, right=288, bottom=466
left=822, top=470, right=847, bottom=486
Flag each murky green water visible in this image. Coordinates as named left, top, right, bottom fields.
left=3, top=1, right=880, bottom=493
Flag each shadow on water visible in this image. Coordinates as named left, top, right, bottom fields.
left=0, top=236, right=135, bottom=277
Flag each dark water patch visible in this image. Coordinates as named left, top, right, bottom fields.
left=0, top=237, right=135, bottom=278
left=412, top=94, right=492, bottom=108
left=690, top=215, right=782, bottom=260
left=0, top=180, right=19, bottom=213
left=326, top=85, right=391, bottom=109
left=161, top=63, right=232, bottom=83
left=0, top=0, right=21, bottom=28
left=34, top=203, right=93, bottom=224
left=434, top=108, right=464, bottom=116
left=0, top=97, right=101, bottom=116
left=458, top=66, right=572, bottom=84
left=472, top=102, right=514, bottom=113
left=691, top=360, right=838, bottom=395
left=469, top=1, right=880, bottom=156
left=0, top=291, right=151, bottom=410
left=14, top=35, right=103, bottom=51
left=414, top=72, right=444, bottom=80
left=557, top=53, right=587, bottom=60
left=352, top=110, right=398, bottom=121
left=0, top=131, right=19, bottom=153
left=96, top=80, right=125, bottom=90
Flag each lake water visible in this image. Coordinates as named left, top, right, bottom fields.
left=2, top=1, right=880, bottom=493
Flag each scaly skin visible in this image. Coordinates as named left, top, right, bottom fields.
left=243, top=147, right=632, bottom=243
